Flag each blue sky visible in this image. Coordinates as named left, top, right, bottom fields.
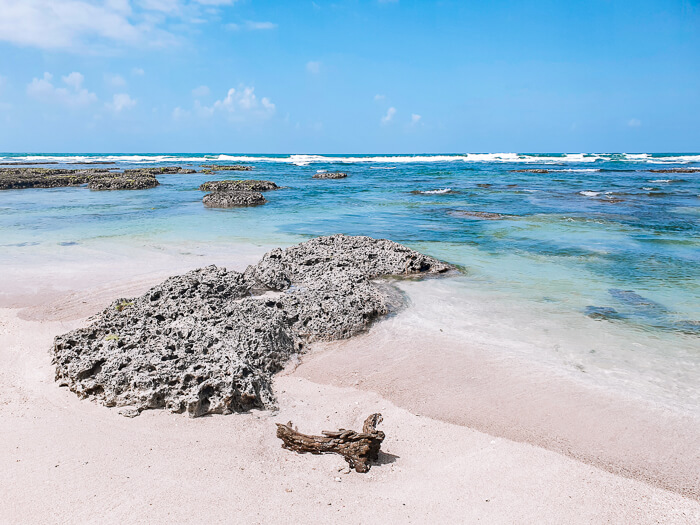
left=0, top=0, right=698, bottom=153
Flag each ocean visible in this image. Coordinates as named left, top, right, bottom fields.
left=1, top=153, right=698, bottom=414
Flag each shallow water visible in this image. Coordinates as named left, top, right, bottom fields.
left=1, top=153, right=698, bottom=412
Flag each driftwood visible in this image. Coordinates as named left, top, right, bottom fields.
left=276, top=413, right=385, bottom=473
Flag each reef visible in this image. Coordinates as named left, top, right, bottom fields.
left=313, top=172, right=348, bottom=179
left=203, top=191, right=267, bottom=207
left=201, top=165, right=253, bottom=173
left=52, top=235, right=455, bottom=417
left=0, top=166, right=194, bottom=191
left=199, top=180, right=279, bottom=192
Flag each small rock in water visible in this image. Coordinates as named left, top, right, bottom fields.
left=313, top=172, right=348, bottom=179
left=202, top=191, right=267, bottom=207
left=199, top=180, right=278, bottom=192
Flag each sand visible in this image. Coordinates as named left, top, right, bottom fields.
left=1, top=264, right=699, bottom=524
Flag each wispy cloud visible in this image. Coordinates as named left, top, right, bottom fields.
left=411, top=113, right=421, bottom=125
left=131, top=67, right=146, bottom=76
left=374, top=94, right=386, bottom=101
left=227, top=20, right=277, bottom=31
left=306, top=61, right=321, bottom=74
left=628, top=118, right=642, bottom=128
left=105, top=73, right=126, bottom=87
left=192, top=85, right=210, bottom=98
left=27, top=72, right=97, bottom=107
left=381, top=106, right=396, bottom=124
left=107, top=93, right=136, bottom=112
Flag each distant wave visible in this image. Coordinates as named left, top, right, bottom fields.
left=579, top=191, right=600, bottom=197
left=1, top=153, right=699, bottom=166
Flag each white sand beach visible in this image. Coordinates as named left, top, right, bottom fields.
left=1, top=258, right=698, bottom=524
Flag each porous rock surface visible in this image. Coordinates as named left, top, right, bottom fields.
left=201, top=164, right=253, bottom=172
left=203, top=191, right=267, bottom=207
left=313, top=171, right=348, bottom=179
left=199, top=180, right=279, bottom=192
left=0, top=166, right=194, bottom=190
left=53, top=234, right=454, bottom=417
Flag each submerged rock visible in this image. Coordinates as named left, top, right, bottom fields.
left=201, top=165, right=253, bottom=171
left=203, top=191, right=267, bottom=207
left=52, top=235, right=455, bottom=417
left=199, top=180, right=279, bottom=192
left=648, top=168, right=700, bottom=174
left=450, top=210, right=508, bottom=220
left=313, top=172, right=348, bottom=179
left=585, top=306, right=625, bottom=320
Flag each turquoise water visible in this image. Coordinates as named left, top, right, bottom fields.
left=1, top=153, right=699, bottom=410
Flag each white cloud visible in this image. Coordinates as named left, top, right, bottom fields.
left=105, top=73, right=127, bottom=87
left=227, top=20, right=277, bottom=31
left=132, top=67, right=146, bottom=76
left=381, top=106, right=396, bottom=124
left=0, top=0, right=142, bottom=50
left=0, top=0, right=234, bottom=51
left=306, top=61, right=321, bottom=74
left=107, top=92, right=136, bottom=112
left=27, top=72, right=97, bottom=107
left=628, top=118, right=642, bottom=128
left=178, top=85, right=275, bottom=122
left=172, top=106, right=189, bottom=120
left=192, top=85, right=210, bottom=98
left=374, top=94, right=386, bottom=101
left=411, top=113, right=421, bottom=124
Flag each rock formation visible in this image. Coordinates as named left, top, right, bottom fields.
left=199, top=180, right=279, bottom=192
left=202, top=191, right=267, bottom=207
left=201, top=165, right=253, bottom=172
left=313, top=172, right=348, bottom=179
left=0, top=166, right=194, bottom=190
left=52, top=235, right=454, bottom=417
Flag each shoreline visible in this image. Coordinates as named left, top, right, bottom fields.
left=1, top=255, right=699, bottom=521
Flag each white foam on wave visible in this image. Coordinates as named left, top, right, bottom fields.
left=420, top=188, right=453, bottom=195
left=650, top=179, right=673, bottom=183
left=579, top=191, right=600, bottom=197
left=1, top=152, right=698, bottom=165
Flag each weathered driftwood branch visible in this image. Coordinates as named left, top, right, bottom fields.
left=276, top=413, right=385, bottom=473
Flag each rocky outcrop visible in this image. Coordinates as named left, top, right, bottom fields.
left=648, top=168, right=700, bottom=173
left=510, top=169, right=550, bottom=174
left=0, top=168, right=96, bottom=189
left=313, top=172, right=348, bottom=179
left=201, top=165, right=253, bottom=172
left=52, top=235, right=455, bottom=418
left=0, top=166, right=194, bottom=190
left=88, top=171, right=160, bottom=190
left=199, top=180, right=279, bottom=192
left=203, top=191, right=267, bottom=207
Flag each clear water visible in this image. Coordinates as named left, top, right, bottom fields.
left=1, top=153, right=698, bottom=412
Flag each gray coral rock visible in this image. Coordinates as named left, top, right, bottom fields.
left=203, top=191, right=267, bottom=207
left=52, top=234, right=455, bottom=417
left=199, top=180, right=279, bottom=192
left=313, top=171, right=348, bottom=179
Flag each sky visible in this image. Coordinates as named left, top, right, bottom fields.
left=0, top=0, right=698, bottom=153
